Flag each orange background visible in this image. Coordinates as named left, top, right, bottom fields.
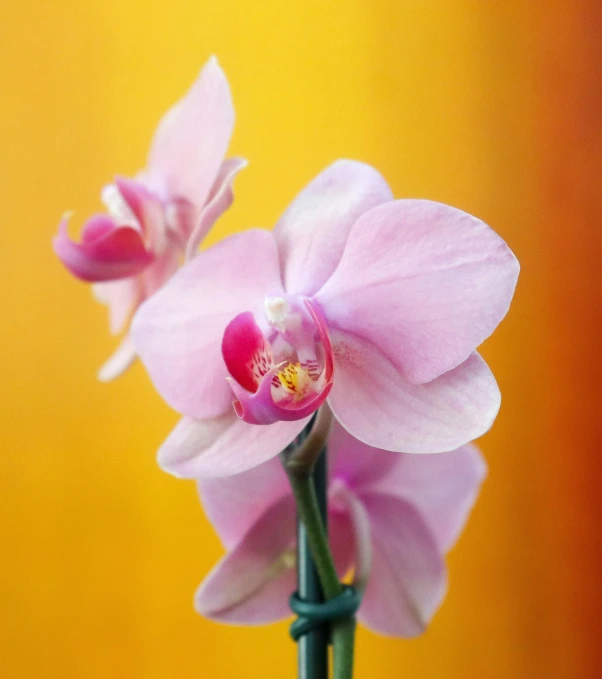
left=1, top=2, right=601, bottom=677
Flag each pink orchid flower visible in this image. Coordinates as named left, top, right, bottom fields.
left=194, top=420, right=486, bottom=637
left=53, top=57, right=246, bottom=380
left=131, top=160, right=518, bottom=478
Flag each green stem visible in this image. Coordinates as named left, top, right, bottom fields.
left=287, top=464, right=341, bottom=599
left=282, top=406, right=356, bottom=679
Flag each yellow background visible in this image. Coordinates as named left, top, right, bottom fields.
left=2, top=2, right=601, bottom=677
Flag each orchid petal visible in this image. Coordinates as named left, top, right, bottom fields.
left=157, top=412, right=309, bottom=479
left=329, top=424, right=486, bottom=550
left=196, top=474, right=354, bottom=624
left=114, top=177, right=166, bottom=252
left=328, top=510, right=357, bottom=580
left=97, top=335, right=137, bottom=382
left=146, top=56, right=235, bottom=211
left=316, top=199, right=519, bottom=384
left=328, top=420, right=399, bottom=490
left=330, top=484, right=372, bottom=593
left=328, top=331, right=500, bottom=453
left=195, top=496, right=297, bottom=625
left=198, top=455, right=289, bottom=549
left=185, top=157, right=248, bottom=260
left=365, top=444, right=486, bottom=552
left=92, top=278, right=142, bottom=335
left=131, top=229, right=283, bottom=420
left=101, top=183, right=137, bottom=226
left=274, top=160, right=393, bottom=296
left=53, top=215, right=153, bottom=282
left=357, top=494, right=446, bottom=637
left=140, top=246, right=181, bottom=298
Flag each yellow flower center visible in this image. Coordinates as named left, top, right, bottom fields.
left=277, top=362, right=313, bottom=397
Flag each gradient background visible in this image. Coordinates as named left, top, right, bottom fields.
left=2, top=2, right=601, bottom=677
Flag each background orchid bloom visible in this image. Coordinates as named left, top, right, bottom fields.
left=53, top=57, right=246, bottom=381
left=194, top=420, right=486, bottom=637
left=132, top=159, right=519, bottom=478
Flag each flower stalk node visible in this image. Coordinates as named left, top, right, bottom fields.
left=281, top=404, right=334, bottom=476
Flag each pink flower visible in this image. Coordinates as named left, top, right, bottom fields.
left=131, top=160, right=518, bottom=477
left=53, top=57, right=246, bottom=380
left=194, top=420, right=486, bottom=637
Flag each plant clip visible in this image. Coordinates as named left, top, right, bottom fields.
left=289, top=585, right=361, bottom=643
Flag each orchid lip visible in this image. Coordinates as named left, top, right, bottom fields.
left=222, top=298, right=334, bottom=425
left=53, top=213, right=155, bottom=283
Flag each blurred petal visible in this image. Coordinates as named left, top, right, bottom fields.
left=113, top=177, right=165, bottom=250
left=93, top=278, right=141, bottom=335
left=97, top=335, right=137, bottom=382
left=158, top=411, right=309, bottom=478
left=53, top=215, right=153, bottom=282
left=366, top=444, right=486, bottom=552
left=328, top=332, right=500, bottom=453
left=198, top=455, right=289, bottom=549
left=146, top=56, right=235, bottom=210
left=274, top=160, right=393, bottom=296
left=316, top=199, right=519, bottom=384
left=131, top=229, right=283, bottom=420
left=195, top=496, right=297, bottom=625
left=329, top=510, right=356, bottom=580
left=358, top=494, right=446, bottom=637
left=140, top=246, right=180, bottom=298
left=330, top=485, right=372, bottom=593
left=185, top=157, right=248, bottom=259
left=328, top=420, right=399, bottom=490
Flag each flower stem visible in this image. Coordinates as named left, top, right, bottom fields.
left=281, top=405, right=356, bottom=679
left=297, top=447, right=329, bottom=679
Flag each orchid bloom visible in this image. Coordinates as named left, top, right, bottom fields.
left=131, top=160, right=518, bottom=477
left=53, top=57, right=245, bottom=380
left=195, top=420, right=486, bottom=636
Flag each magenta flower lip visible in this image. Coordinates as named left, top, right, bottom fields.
left=53, top=213, right=154, bottom=282
left=222, top=298, right=334, bottom=425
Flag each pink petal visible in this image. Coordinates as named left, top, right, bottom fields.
left=328, top=420, right=399, bottom=490
left=329, top=422, right=486, bottom=552
left=53, top=215, right=154, bottom=282
left=198, top=455, right=289, bottom=549
left=92, top=278, right=142, bottom=335
left=140, top=246, right=181, bottom=298
left=157, top=412, right=309, bottom=478
left=273, top=160, right=393, bottom=296
left=328, top=331, right=501, bottom=453
left=328, top=510, right=356, bottom=580
left=185, top=156, right=248, bottom=259
left=114, top=177, right=166, bottom=251
left=97, top=335, right=137, bottom=382
left=198, top=450, right=355, bottom=565
left=365, top=444, right=486, bottom=552
left=329, top=485, right=372, bottom=592
left=131, top=229, right=283, bottom=420
left=146, top=56, right=235, bottom=211
left=316, top=199, right=519, bottom=384
left=357, top=494, right=446, bottom=637
left=195, top=496, right=297, bottom=625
